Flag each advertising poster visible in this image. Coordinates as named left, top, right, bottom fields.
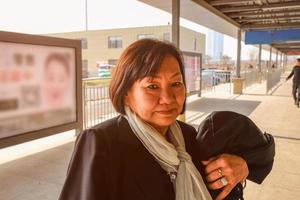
left=0, top=42, right=77, bottom=139
left=183, top=52, right=202, bottom=95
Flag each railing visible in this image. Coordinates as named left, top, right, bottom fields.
left=81, top=69, right=234, bottom=129
left=241, top=70, right=259, bottom=89
left=266, top=69, right=282, bottom=94
left=82, top=78, right=118, bottom=129
left=202, top=70, right=232, bottom=93
left=214, top=71, right=232, bottom=93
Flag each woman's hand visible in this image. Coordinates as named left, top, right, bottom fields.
left=202, top=154, right=249, bottom=200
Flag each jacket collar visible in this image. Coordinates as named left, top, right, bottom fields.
left=116, top=115, right=145, bottom=148
left=115, top=115, right=175, bottom=199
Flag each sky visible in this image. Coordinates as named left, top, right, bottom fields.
left=0, top=0, right=278, bottom=61
left=0, top=0, right=172, bottom=34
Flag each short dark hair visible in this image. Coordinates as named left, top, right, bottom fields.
left=109, top=38, right=186, bottom=115
left=297, top=58, right=300, bottom=62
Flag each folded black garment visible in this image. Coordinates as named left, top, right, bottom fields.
left=196, top=111, right=275, bottom=184
left=196, top=111, right=275, bottom=200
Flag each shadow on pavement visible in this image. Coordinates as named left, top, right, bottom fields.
left=187, top=97, right=261, bottom=119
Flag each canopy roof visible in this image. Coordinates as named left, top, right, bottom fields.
left=193, top=0, right=300, bottom=55
left=140, top=0, right=300, bottom=55
left=192, top=0, right=300, bottom=30
left=272, top=41, right=300, bottom=54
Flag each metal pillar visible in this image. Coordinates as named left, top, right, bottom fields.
left=258, top=44, right=262, bottom=72
left=269, top=46, right=272, bottom=69
left=172, top=0, right=185, bottom=121
left=280, top=52, right=283, bottom=70
left=85, top=0, right=88, bottom=31
left=172, top=0, right=180, bottom=48
left=276, top=50, right=278, bottom=67
left=236, top=29, right=242, bottom=77
left=284, top=54, right=288, bottom=71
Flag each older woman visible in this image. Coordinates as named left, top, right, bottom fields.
left=59, top=39, right=249, bottom=200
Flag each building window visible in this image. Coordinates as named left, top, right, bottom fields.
left=163, top=32, right=170, bottom=41
left=108, top=36, right=122, bottom=48
left=193, top=38, right=197, bottom=51
left=108, top=59, right=118, bottom=65
left=82, top=59, right=88, bottom=78
left=137, top=34, right=155, bottom=40
left=81, top=38, right=88, bottom=49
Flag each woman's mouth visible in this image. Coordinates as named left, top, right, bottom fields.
left=156, top=109, right=176, bottom=115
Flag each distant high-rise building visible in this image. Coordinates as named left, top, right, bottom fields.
left=206, top=29, right=224, bottom=62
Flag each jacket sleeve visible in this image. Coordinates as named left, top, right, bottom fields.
left=59, top=128, right=110, bottom=200
left=243, top=133, right=275, bottom=183
left=286, top=67, right=295, bottom=80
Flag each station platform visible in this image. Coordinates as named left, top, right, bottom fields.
left=1, top=78, right=299, bottom=200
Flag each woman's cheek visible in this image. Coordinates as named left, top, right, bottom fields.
left=144, top=90, right=160, bottom=101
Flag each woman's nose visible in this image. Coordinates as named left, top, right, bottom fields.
left=159, top=88, right=175, bottom=104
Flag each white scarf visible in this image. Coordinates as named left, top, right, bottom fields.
left=124, top=106, right=212, bottom=200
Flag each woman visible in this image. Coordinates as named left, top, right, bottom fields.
left=59, top=39, right=249, bottom=200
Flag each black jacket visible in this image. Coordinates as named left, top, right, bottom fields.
left=287, top=65, right=300, bottom=84
left=197, top=111, right=275, bottom=184
left=59, top=113, right=274, bottom=200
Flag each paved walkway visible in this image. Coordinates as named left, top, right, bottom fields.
left=186, top=78, right=300, bottom=200
left=0, top=78, right=299, bottom=200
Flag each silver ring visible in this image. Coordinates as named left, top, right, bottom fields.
left=220, top=177, right=228, bottom=186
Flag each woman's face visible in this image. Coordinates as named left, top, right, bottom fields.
left=125, top=55, right=186, bottom=134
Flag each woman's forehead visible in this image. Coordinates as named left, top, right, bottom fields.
left=141, top=71, right=182, bottom=82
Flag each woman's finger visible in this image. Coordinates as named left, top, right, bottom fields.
left=202, top=156, right=218, bottom=165
left=207, top=177, right=229, bottom=190
left=206, top=168, right=223, bottom=182
left=203, top=156, right=226, bottom=174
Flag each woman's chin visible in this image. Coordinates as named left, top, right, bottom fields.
left=150, top=118, right=177, bottom=129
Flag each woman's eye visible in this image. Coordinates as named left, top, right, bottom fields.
left=172, top=82, right=183, bottom=87
left=147, top=84, right=159, bottom=89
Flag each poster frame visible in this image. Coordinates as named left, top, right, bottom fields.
left=0, top=31, right=83, bottom=149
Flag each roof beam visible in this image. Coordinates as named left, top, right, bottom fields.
left=242, top=22, right=300, bottom=30
left=220, top=2, right=300, bottom=13
left=191, top=0, right=240, bottom=27
left=277, top=48, right=300, bottom=52
left=229, top=9, right=300, bottom=18
left=237, top=14, right=300, bottom=23
left=273, top=42, right=300, bottom=46
left=209, top=0, right=254, bottom=6
left=274, top=46, right=300, bottom=50
left=272, top=43, right=300, bottom=48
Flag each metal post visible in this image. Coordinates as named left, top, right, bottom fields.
left=284, top=54, right=288, bottom=71
left=236, top=29, right=242, bottom=77
left=280, top=52, right=283, bottom=70
left=276, top=50, right=278, bottom=67
left=258, top=44, right=262, bottom=72
left=269, top=46, right=272, bottom=69
left=85, top=0, right=88, bottom=31
left=266, top=46, right=273, bottom=94
left=172, top=0, right=180, bottom=48
left=172, top=0, right=185, bottom=121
